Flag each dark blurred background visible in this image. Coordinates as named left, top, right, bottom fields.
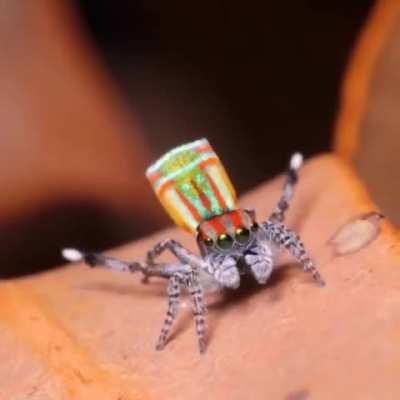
left=0, top=1, right=373, bottom=276
left=79, top=1, right=372, bottom=187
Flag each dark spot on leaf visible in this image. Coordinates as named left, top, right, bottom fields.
left=285, top=389, right=310, bottom=400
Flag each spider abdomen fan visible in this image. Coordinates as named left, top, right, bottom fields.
left=146, top=139, right=237, bottom=233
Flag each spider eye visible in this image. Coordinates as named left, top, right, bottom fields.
left=251, top=222, right=259, bottom=231
left=217, top=233, right=233, bottom=249
left=235, top=228, right=250, bottom=243
left=203, top=237, right=214, bottom=247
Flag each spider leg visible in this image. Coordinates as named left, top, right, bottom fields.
left=156, top=274, right=182, bottom=350
left=61, top=248, right=185, bottom=280
left=146, top=238, right=210, bottom=272
left=156, top=270, right=208, bottom=353
left=187, top=275, right=207, bottom=353
left=263, top=222, right=325, bottom=286
left=146, top=238, right=241, bottom=290
left=269, top=152, right=303, bottom=223
left=63, top=247, right=213, bottom=352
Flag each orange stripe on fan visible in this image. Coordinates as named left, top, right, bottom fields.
left=204, top=171, right=228, bottom=211
left=200, top=158, right=218, bottom=169
left=176, top=189, right=203, bottom=224
left=196, top=145, right=212, bottom=154
left=148, top=171, right=162, bottom=184
left=158, top=180, right=174, bottom=198
left=191, top=180, right=212, bottom=212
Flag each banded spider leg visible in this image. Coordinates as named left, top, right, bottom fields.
left=62, top=246, right=210, bottom=352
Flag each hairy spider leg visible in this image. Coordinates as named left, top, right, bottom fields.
left=62, top=246, right=211, bottom=353
left=156, top=274, right=182, bottom=351
left=269, top=152, right=303, bottom=223
left=263, top=222, right=325, bottom=286
left=61, top=248, right=181, bottom=279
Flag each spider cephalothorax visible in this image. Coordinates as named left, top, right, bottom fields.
left=197, top=209, right=257, bottom=253
left=63, top=138, right=325, bottom=353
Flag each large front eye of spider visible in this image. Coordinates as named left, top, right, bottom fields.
left=235, top=228, right=250, bottom=244
left=217, top=233, right=234, bottom=249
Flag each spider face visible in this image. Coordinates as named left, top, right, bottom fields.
left=197, top=209, right=258, bottom=254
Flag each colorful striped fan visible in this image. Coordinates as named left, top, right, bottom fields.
left=146, top=138, right=237, bottom=233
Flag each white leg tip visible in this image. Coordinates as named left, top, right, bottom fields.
left=290, top=152, right=303, bottom=170
left=62, top=248, right=84, bottom=262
